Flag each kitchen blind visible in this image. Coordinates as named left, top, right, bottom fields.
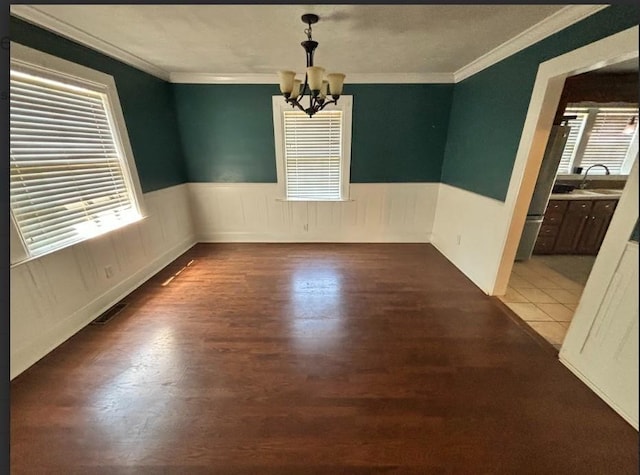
left=557, top=111, right=588, bottom=174
left=10, top=70, right=140, bottom=258
left=579, top=108, right=637, bottom=175
left=284, top=110, right=343, bottom=200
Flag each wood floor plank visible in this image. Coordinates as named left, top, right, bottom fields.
left=11, top=244, right=638, bottom=473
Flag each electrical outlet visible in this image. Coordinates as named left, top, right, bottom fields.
left=104, top=265, right=113, bottom=279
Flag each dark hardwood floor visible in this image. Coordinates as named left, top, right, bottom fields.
left=11, top=244, right=638, bottom=474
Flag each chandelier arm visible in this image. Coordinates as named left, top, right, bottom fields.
left=316, top=99, right=338, bottom=112
left=300, top=74, right=309, bottom=100
left=288, top=99, right=307, bottom=113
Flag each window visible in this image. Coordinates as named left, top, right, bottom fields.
left=272, top=96, right=352, bottom=201
left=557, top=105, right=638, bottom=175
left=10, top=43, right=145, bottom=263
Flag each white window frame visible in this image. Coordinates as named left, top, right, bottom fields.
left=557, top=104, right=639, bottom=177
left=272, top=95, right=353, bottom=201
left=10, top=43, right=146, bottom=265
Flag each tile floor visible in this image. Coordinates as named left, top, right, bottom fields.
left=499, top=257, right=587, bottom=350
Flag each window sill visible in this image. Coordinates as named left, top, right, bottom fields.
left=276, top=198, right=355, bottom=203
left=10, top=215, right=147, bottom=269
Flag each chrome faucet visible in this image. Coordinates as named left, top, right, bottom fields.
left=579, top=164, right=610, bottom=189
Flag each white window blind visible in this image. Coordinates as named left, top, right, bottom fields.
left=10, top=70, right=140, bottom=258
left=557, top=111, right=588, bottom=174
left=579, top=108, right=637, bottom=175
left=284, top=110, right=343, bottom=200
left=558, top=106, right=638, bottom=176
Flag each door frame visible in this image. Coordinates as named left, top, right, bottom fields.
left=493, top=26, right=639, bottom=296
left=491, top=25, right=639, bottom=427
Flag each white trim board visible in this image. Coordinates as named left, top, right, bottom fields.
left=169, top=72, right=455, bottom=85
left=453, top=5, right=608, bottom=82
left=11, top=5, right=606, bottom=84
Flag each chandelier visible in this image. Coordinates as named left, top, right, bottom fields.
left=278, top=14, right=346, bottom=118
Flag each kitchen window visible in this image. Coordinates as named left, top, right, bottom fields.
left=10, top=43, right=145, bottom=264
left=558, top=105, right=638, bottom=175
left=272, top=96, right=353, bottom=201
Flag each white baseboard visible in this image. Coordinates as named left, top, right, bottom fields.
left=11, top=235, right=196, bottom=379
left=196, top=231, right=432, bottom=243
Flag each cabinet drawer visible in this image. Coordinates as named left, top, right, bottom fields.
left=543, top=214, right=563, bottom=226
left=538, top=224, right=559, bottom=238
left=591, top=200, right=617, bottom=215
left=534, top=236, right=556, bottom=254
left=567, top=200, right=592, bottom=212
left=545, top=200, right=568, bottom=217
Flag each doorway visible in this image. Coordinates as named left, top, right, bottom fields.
left=502, top=63, right=638, bottom=349
left=493, top=25, right=639, bottom=427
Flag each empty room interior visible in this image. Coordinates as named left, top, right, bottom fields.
left=7, top=4, right=639, bottom=473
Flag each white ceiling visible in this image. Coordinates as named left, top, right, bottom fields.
left=11, top=5, right=609, bottom=82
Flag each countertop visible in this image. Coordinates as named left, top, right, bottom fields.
left=550, top=189, right=623, bottom=201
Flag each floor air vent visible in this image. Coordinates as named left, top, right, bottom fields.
left=91, top=302, right=128, bottom=325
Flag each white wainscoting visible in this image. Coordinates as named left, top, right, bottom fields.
left=10, top=183, right=196, bottom=379
left=188, top=183, right=439, bottom=243
left=430, top=183, right=508, bottom=294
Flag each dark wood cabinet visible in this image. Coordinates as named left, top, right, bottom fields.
left=576, top=200, right=617, bottom=254
left=533, top=201, right=566, bottom=255
left=553, top=200, right=591, bottom=253
left=533, top=199, right=617, bottom=255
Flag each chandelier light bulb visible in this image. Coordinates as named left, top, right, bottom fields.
left=307, top=67, right=325, bottom=93
left=292, top=79, right=302, bottom=98
left=320, top=80, right=329, bottom=99
left=327, top=73, right=345, bottom=97
left=278, top=70, right=296, bottom=95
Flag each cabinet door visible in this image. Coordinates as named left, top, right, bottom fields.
left=553, top=200, right=592, bottom=254
left=577, top=200, right=618, bottom=255
left=534, top=236, right=557, bottom=254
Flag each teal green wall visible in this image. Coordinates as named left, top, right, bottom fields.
left=11, top=6, right=637, bottom=194
left=172, top=84, right=453, bottom=183
left=441, top=5, right=640, bottom=201
left=10, top=17, right=187, bottom=193
left=173, top=85, right=279, bottom=182
left=350, top=85, right=452, bottom=182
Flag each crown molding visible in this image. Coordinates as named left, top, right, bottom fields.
left=454, top=5, right=609, bottom=82
left=10, top=5, right=171, bottom=81
left=169, top=72, right=454, bottom=84
left=169, top=73, right=277, bottom=84
left=11, top=4, right=608, bottom=86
